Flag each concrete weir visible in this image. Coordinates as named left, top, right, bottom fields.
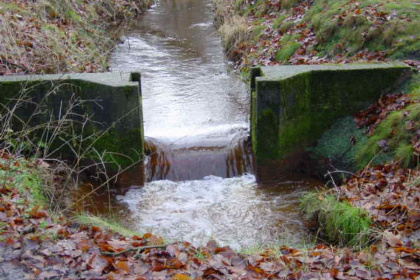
left=0, top=72, right=144, bottom=173
left=250, top=63, right=413, bottom=182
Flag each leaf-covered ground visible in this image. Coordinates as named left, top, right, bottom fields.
left=0, top=153, right=419, bottom=279
left=1, top=0, right=419, bottom=278
left=341, top=164, right=419, bottom=237
left=215, top=0, right=419, bottom=74
left=0, top=0, right=151, bottom=75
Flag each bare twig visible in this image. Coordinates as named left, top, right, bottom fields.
left=101, top=244, right=167, bottom=258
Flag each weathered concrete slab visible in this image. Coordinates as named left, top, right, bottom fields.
left=0, top=72, right=144, bottom=173
left=250, top=63, right=413, bottom=182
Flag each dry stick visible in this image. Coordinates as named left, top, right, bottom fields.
left=326, top=170, right=359, bottom=178
left=325, top=170, right=340, bottom=196
left=0, top=59, right=29, bottom=73
left=360, top=149, right=385, bottom=178
left=101, top=244, right=168, bottom=257
left=60, top=157, right=143, bottom=214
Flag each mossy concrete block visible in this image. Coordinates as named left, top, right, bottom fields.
left=0, top=72, right=144, bottom=171
left=250, top=63, right=412, bottom=181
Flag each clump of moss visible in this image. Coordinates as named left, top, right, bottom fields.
left=301, top=192, right=372, bottom=248
left=311, top=117, right=363, bottom=170
left=355, top=75, right=420, bottom=168
left=275, top=42, right=301, bottom=62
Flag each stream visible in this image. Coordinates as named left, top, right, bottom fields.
left=78, top=0, right=321, bottom=250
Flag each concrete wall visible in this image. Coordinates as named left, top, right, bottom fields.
left=250, top=63, right=413, bottom=182
left=0, top=72, right=144, bottom=173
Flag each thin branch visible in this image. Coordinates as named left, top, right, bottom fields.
left=101, top=244, right=167, bottom=257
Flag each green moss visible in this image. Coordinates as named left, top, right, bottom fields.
left=253, top=65, right=411, bottom=163
left=356, top=105, right=418, bottom=168
left=353, top=75, right=420, bottom=168
left=256, top=108, right=281, bottom=159
left=408, top=73, right=420, bottom=99
left=251, top=91, right=258, bottom=154
left=275, top=42, right=300, bottom=62
left=301, top=192, right=372, bottom=247
left=310, top=117, right=364, bottom=170
left=89, top=129, right=144, bottom=171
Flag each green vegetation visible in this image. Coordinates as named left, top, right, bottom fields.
left=215, top=0, right=419, bottom=73
left=355, top=75, right=420, bottom=168
left=0, top=158, right=47, bottom=207
left=311, top=117, right=394, bottom=171
left=308, top=0, right=420, bottom=58
left=311, top=117, right=365, bottom=169
left=301, top=192, right=372, bottom=248
left=275, top=42, right=301, bottom=62
left=0, top=154, right=140, bottom=238
left=76, top=214, right=141, bottom=237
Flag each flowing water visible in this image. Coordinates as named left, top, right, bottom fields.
left=90, top=0, right=321, bottom=249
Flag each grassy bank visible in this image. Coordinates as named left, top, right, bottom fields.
left=214, top=0, right=419, bottom=74
left=301, top=193, right=372, bottom=248
left=0, top=0, right=152, bottom=75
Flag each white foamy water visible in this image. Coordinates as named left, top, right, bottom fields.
left=117, top=174, right=312, bottom=249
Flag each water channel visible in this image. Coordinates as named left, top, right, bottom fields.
left=80, top=0, right=322, bottom=249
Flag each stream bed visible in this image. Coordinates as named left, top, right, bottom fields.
left=77, top=0, right=323, bottom=250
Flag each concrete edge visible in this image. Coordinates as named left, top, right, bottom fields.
left=252, top=62, right=412, bottom=84
left=0, top=72, right=141, bottom=88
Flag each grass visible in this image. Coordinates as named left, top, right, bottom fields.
left=0, top=157, right=47, bottom=207
left=355, top=75, right=420, bottom=168
left=214, top=0, right=419, bottom=73
left=0, top=153, right=140, bottom=240
left=239, top=239, right=315, bottom=257
left=301, top=192, right=372, bottom=248
left=275, top=42, right=301, bottom=62
left=272, top=14, right=287, bottom=30
left=306, top=0, right=420, bottom=58
left=218, top=15, right=249, bottom=60
left=75, top=214, right=142, bottom=237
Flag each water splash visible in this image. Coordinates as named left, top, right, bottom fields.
left=118, top=174, right=313, bottom=250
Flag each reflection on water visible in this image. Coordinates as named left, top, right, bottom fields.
left=88, top=0, right=324, bottom=249
left=111, top=0, right=250, bottom=180
left=144, top=133, right=253, bottom=181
